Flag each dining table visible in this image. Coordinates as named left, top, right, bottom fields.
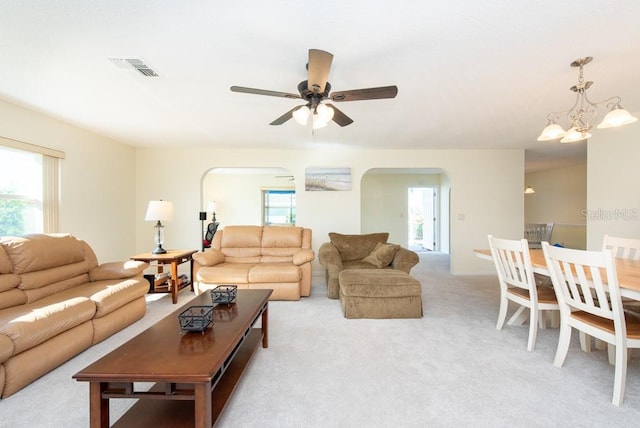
left=474, top=247, right=640, bottom=326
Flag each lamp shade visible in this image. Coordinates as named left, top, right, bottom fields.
left=537, top=123, right=566, bottom=141
left=560, top=127, right=591, bottom=143
left=145, top=200, right=174, bottom=221
left=316, top=103, right=334, bottom=122
left=206, top=201, right=217, bottom=213
left=597, top=105, right=638, bottom=129
left=293, top=106, right=310, bottom=125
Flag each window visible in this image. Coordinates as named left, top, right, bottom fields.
left=0, top=138, right=63, bottom=236
left=262, top=189, right=295, bottom=226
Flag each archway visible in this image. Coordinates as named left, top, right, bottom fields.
left=361, top=168, right=450, bottom=253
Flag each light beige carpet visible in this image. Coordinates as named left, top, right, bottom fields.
left=2, top=252, right=640, bottom=427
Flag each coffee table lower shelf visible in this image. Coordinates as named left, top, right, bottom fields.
left=113, top=328, right=262, bottom=428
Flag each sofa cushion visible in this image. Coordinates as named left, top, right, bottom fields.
left=21, top=270, right=90, bottom=304
left=0, top=274, right=20, bottom=293
left=329, top=232, right=389, bottom=261
left=89, top=260, right=147, bottom=281
left=0, top=334, right=14, bottom=363
left=70, top=279, right=149, bottom=318
left=197, top=263, right=254, bottom=284
left=0, top=289, right=28, bottom=311
left=262, top=226, right=303, bottom=249
left=362, top=242, right=400, bottom=268
left=0, top=234, right=85, bottom=274
left=192, top=249, right=225, bottom=267
left=0, top=245, right=13, bottom=274
left=218, top=227, right=263, bottom=262
left=0, top=296, right=96, bottom=355
left=248, top=263, right=301, bottom=283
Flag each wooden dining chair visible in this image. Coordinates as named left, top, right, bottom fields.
left=542, top=242, right=640, bottom=406
left=602, top=234, right=640, bottom=260
left=602, top=234, right=640, bottom=317
left=488, top=235, right=559, bottom=351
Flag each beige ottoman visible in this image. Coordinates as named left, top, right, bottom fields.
left=338, top=269, right=423, bottom=319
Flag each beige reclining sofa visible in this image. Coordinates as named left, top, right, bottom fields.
left=193, top=225, right=314, bottom=300
left=0, top=234, right=149, bottom=398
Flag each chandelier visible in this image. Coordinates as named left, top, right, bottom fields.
left=537, top=57, right=637, bottom=143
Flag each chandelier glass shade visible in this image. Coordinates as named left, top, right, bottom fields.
left=537, top=57, right=638, bottom=143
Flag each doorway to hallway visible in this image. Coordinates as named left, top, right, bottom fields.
left=408, top=187, right=437, bottom=251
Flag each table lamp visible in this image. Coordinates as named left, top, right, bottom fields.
left=207, top=200, right=217, bottom=222
left=145, top=200, right=174, bottom=254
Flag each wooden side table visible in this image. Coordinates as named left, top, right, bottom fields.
left=131, top=249, right=198, bottom=304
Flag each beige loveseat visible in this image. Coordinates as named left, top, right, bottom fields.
left=193, top=225, right=314, bottom=301
left=318, top=232, right=419, bottom=299
left=0, top=234, right=149, bottom=398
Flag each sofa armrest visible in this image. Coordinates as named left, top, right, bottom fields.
left=192, top=248, right=225, bottom=267
left=391, top=248, right=419, bottom=273
left=292, top=248, right=315, bottom=266
left=89, top=260, right=149, bottom=281
left=318, top=242, right=343, bottom=269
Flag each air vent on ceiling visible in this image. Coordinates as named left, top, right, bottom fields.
left=108, top=58, right=159, bottom=77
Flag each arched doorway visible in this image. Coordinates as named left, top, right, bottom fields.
left=361, top=168, right=450, bottom=253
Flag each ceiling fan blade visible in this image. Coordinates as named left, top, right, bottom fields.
left=307, top=49, right=333, bottom=94
left=230, top=86, right=301, bottom=99
left=270, top=106, right=302, bottom=125
left=326, top=104, right=354, bottom=127
left=330, top=85, right=398, bottom=102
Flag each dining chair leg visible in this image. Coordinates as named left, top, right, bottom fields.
left=538, top=310, right=547, bottom=329
left=612, top=342, right=628, bottom=406
left=554, top=323, right=572, bottom=367
left=607, top=344, right=632, bottom=365
left=549, top=311, right=560, bottom=328
left=496, top=295, right=508, bottom=330
left=595, top=339, right=606, bottom=351
left=527, top=309, right=538, bottom=351
left=579, top=332, right=592, bottom=353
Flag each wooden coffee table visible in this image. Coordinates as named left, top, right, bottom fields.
left=73, top=289, right=272, bottom=428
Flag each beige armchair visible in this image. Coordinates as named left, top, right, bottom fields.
left=318, top=232, right=419, bottom=299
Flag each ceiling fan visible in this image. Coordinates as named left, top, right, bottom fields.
left=230, top=49, right=398, bottom=128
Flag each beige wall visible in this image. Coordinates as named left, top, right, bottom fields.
left=587, top=124, right=640, bottom=248
left=525, top=162, right=587, bottom=249
left=0, top=98, right=137, bottom=262
left=361, top=170, right=448, bottom=251
left=0, top=97, right=524, bottom=275
left=202, top=168, right=294, bottom=227
left=136, top=148, right=524, bottom=275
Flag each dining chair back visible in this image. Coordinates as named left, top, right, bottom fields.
left=602, top=234, right=640, bottom=260
left=488, top=235, right=559, bottom=351
left=524, top=223, right=554, bottom=249
left=542, top=242, right=640, bottom=406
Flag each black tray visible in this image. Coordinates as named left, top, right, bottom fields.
left=210, top=284, right=238, bottom=304
left=178, top=305, right=214, bottom=332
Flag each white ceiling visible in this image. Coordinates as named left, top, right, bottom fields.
left=2, top=1, right=639, bottom=172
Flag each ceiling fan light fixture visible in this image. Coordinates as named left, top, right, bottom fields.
left=597, top=104, right=638, bottom=129
left=312, top=114, right=329, bottom=130
left=560, top=127, right=591, bottom=143
left=537, top=121, right=566, bottom=141
left=316, top=103, right=334, bottom=122
left=293, top=106, right=310, bottom=125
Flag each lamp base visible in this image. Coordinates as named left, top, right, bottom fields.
left=152, top=245, right=167, bottom=255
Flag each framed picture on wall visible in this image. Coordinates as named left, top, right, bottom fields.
left=305, top=167, right=351, bottom=191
